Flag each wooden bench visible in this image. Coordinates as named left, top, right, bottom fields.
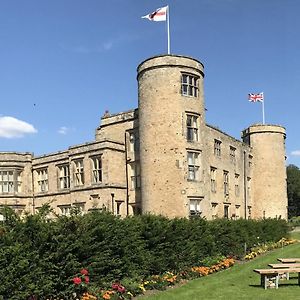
left=277, top=258, right=300, bottom=263
left=253, top=268, right=300, bottom=289
left=268, top=263, right=300, bottom=280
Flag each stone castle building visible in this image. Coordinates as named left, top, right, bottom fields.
left=0, top=55, right=288, bottom=219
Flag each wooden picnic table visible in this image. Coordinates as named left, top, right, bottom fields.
left=269, top=263, right=300, bottom=268
left=277, top=258, right=300, bottom=263
left=253, top=268, right=300, bottom=289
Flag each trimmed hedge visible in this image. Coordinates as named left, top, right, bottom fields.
left=0, top=206, right=289, bottom=299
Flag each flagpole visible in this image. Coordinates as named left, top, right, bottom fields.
left=167, top=5, right=170, bottom=54
left=262, top=92, right=265, bottom=124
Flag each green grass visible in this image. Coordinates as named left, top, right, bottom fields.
left=140, top=234, right=300, bottom=300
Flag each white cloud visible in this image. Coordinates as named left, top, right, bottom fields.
left=0, top=116, right=37, bottom=138
left=291, top=150, right=300, bottom=156
left=58, top=126, right=69, bottom=135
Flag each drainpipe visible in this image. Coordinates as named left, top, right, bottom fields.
left=243, top=151, right=247, bottom=219
left=124, top=131, right=129, bottom=216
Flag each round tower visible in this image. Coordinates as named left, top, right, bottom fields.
left=137, top=55, right=205, bottom=217
left=242, top=124, right=287, bottom=219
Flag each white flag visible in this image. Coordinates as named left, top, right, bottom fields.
left=142, top=6, right=168, bottom=22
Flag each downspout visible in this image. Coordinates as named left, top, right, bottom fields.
left=243, top=150, right=247, bottom=219
left=31, top=166, right=35, bottom=215
left=124, top=131, right=129, bottom=216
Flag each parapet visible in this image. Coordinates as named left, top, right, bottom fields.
left=137, top=54, right=204, bottom=79
left=242, top=124, right=286, bottom=143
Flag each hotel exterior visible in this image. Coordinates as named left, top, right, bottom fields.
left=0, top=55, right=288, bottom=219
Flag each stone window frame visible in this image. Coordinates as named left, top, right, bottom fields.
left=187, top=151, right=201, bottom=181
left=223, top=170, right=229, bottom=196
left=234, top=173, right=240, bottom=197
left=36, top=168, right=48, bottom=193
left=186, top=113, right=199, bottom=142
left=188, top=197, right=202, bottom=218
left=91, top=155, right=102, bottom=184
left=0, top=169, right=22, bottom=194
left=224, top=204, right=230, bottom=219
left=181, top=73, right=199, bottom=97
left=58, top=204, right=71, bottom=216
left=58, top=164, right=70, bottom=190
left=210, top=166, right=217, bottom=193
left=229, top=146, right=236, bottom=164
left=130, top=162, right=141, bottom=190
left=214, top=139, right=222, bottom=156
left=73, top=159, right=84, bottom=186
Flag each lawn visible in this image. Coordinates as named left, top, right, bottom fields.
left=139, top=231, right=300, bottom=300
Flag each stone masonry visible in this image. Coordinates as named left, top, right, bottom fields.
left=0, top=54, right=288, bottom=220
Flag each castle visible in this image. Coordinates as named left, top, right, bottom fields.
left=0, top=55, right=288, bottom=219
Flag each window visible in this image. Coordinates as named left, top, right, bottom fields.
left=91, top=156, right=102, bottom=183
left=74, top=160, right=84, bottom=186
left=230, top=146, right=236, bottom=163
left=58, top=165, right=70, bottom=189
left=186, top=114, right=199, bottom=141
left=0, top=170, right=14, bottom=193
left=59, top=205, right=71, bottom=216
left=224, top=205, right=229, bottom=219
left=189, top=198, right=202, bottom=217
left=130, top=162, right=141, bottom=189
left=37, top=168, right=48, bottom=192
left=234, top=174, right=240, bottom=197
left=210, top=167, right=217, bottom=193
left=129, top=132, right=140, bottom=152
left=223, top=171, right=229, bottom=196
left=214, top=139, right=221, bottom=156
left=181, top=74, right=199, bottom=97
left=187, top=151, right=200, bottom=181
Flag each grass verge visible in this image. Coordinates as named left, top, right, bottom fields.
left=139, top=233, right=300, bottom=300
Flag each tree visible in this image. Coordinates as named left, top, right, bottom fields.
left=287, top=164, right=300, bottom=217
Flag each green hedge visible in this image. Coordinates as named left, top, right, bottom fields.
left=0, top=207, right=289, bottom=299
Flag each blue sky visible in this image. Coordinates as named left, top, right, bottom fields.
left=0, top=0, right=299, bottom=166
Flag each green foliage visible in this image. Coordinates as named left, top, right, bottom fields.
left=0, top=206, right=289, bottom=299
left=287, top=164, right=300, bottom=217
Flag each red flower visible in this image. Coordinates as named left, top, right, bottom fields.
left=84, top=276, right=90, bottom=283
left=112, top=283, right=119, bottom=290
left=80, top=268, right=89, bottom=276
left=73, top=277, right=82, bottom=285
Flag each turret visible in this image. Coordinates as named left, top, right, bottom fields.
left=137, top=55, right=205, bottom=217
left=242, top=124, right=287, bottom=219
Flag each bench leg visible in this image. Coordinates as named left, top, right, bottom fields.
left=275, top=275, right=279, bottom=289
left=262, top=275, right=268, bottom=290
left=298, top=272, right=300, bottom=286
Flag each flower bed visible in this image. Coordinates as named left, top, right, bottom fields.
left=244, top=237, right=297, bottom=260
left=74, top=257, right=236, bottom=300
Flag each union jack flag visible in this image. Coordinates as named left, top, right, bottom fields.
left=248, top=92, right=264, bottom=102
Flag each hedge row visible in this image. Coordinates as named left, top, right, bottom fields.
left=0, top=206, right=289, bottom=299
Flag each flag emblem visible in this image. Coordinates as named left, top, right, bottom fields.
left=142, top=6, right=168, bottom=22
left=248, top=93, right=264, bottom=102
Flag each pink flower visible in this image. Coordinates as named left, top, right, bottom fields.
left=117, top=285, right=126, bottom=293
left=73, top=277, right=82, bottom=285
left=112, top=283, right=119, bottom=290
left=84, top=276, right=90, bottom=283
left=80, top=268, right=89, bottom=276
